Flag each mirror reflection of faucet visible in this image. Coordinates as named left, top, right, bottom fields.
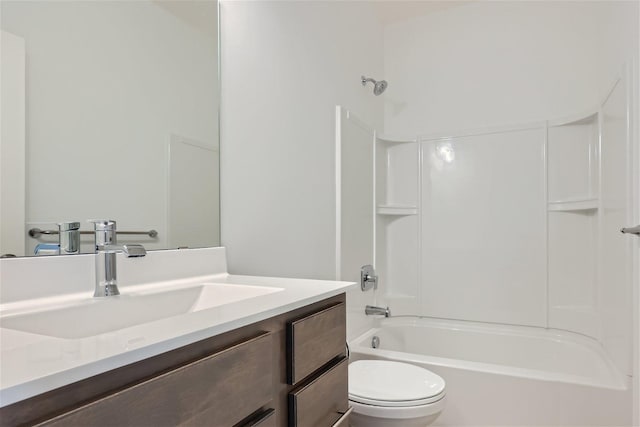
left=89, top=220, right=146, bottom=297
left=58, top=221, right=80, bottom=254
left=34, top=221, right=80, bottom=255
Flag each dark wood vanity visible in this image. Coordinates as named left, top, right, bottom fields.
left=0, top=294, right=349, bottom=427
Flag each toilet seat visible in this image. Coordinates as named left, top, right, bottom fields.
left=349, top=360, right=446, bottom=408
left=350, top=393, right=445, bottom=407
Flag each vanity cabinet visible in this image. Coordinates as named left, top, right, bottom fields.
left=0, top=294, right=347, bottom=427
left=288, top=358, right=349, bottom=427
left=286, top=303, right=350, bottom=427
left=39, top=333, right=274, bottom=427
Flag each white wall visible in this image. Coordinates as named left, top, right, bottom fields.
left=0, top=1, right=218, bottom=254
left=420, top=127, right=547, bottom=327
left=383, top=1, right=605, bottom=136
left=597, top=1, right=640, bottom=96
left=220, top=1, right=384, bottom=339
left=632, top=55, right=640, bottom=427
left=336, top=107, right=379, bottom=340
left=0, top=31, right=25, bottom=257
left=220, top=0, right=638, bottom=349
left=220, top=1, right=383, bottom=279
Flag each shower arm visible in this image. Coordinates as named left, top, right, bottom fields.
left=361, top=76, right=376, bottom=86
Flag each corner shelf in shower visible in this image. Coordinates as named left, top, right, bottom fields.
left=547, top=109, right=598, bottom=127
left=377, top=205, right=418, bottom=216
left=547, top=198, right=598, bottom=212
left=376, top=134, right=417, bottom=144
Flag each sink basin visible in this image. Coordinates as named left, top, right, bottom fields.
left=0, top=283, right=283, bottom=339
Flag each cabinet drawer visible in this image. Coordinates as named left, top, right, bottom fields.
left=239, top=408, right=276, bottom=427
left=288, top=357, right=348, bottom=427
left=287, top=302, right=346, bottom=385
left=331, top=407, right=352, bottom=427
left=40, top=332, right=273, bottom=427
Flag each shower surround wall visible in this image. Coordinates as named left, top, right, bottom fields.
left=375, top=95, right=632, bottom=359
left=376, top=0, right=638, bottom=387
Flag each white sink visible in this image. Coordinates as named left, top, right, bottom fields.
left=0, top=283, right=283, bottom=339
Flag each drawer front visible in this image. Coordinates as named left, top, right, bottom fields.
left=41, top=332, right=273, bottom=427
left=287, top=302, right=346, bottom=385
left=239, top=408, right=276, bottom=427
left=288, top=357, right=348, bottom=427
left=331, top=407, right=352, bottom=427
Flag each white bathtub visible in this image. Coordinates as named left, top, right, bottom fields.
left=349, top=317, right=632, bottom=426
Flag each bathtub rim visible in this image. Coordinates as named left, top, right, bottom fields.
left=349, top=316, right=629, bottom=391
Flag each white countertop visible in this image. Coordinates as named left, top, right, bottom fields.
left=0, top=248, right=355, bottom=407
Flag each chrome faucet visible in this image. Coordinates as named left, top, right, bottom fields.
left=365, top=305, right=391, bottom=317
left=90, top=220, right=146, bottom=297
left=57, top=221, right=80, bottom=254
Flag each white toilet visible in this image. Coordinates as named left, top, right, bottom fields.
left=348, top=360, right=446, bottom=427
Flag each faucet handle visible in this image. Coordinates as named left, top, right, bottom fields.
left=361, top=265, right=378, bottom=291
left=88, top=219, right=117, bottom=247
left=58, top=221, right=80, bottom=230
left=88, top=219, right=116, bottom=231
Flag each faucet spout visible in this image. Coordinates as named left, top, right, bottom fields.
left=365, top=305, right=391, bottom=318
left=101, top=244, right=147, bottom=257
left=90, top=220, right=146, bottom=297
left=95, top=250, right=120, bottom=297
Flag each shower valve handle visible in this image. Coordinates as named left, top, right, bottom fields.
left=361, top=264, right=377, bottom=291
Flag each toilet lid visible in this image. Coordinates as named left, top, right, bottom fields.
left=349, top=360, right=446, bottom=407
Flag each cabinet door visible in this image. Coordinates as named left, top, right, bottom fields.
left=40, top=332, right=273, bottom=427
left=288, top=357, right=348, bottom=427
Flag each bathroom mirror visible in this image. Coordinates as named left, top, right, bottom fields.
left=0, top=0, right=219, bottom=257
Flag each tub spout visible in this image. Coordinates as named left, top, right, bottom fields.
left=365, top=305, right=390, bottom=317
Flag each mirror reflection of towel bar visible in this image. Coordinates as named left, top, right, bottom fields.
left=28, top=228, right=158, bottom=238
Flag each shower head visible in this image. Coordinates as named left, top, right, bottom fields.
left=373, top=80, right=388, bottom=96
left=361, top=75, right=388, bottom=96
